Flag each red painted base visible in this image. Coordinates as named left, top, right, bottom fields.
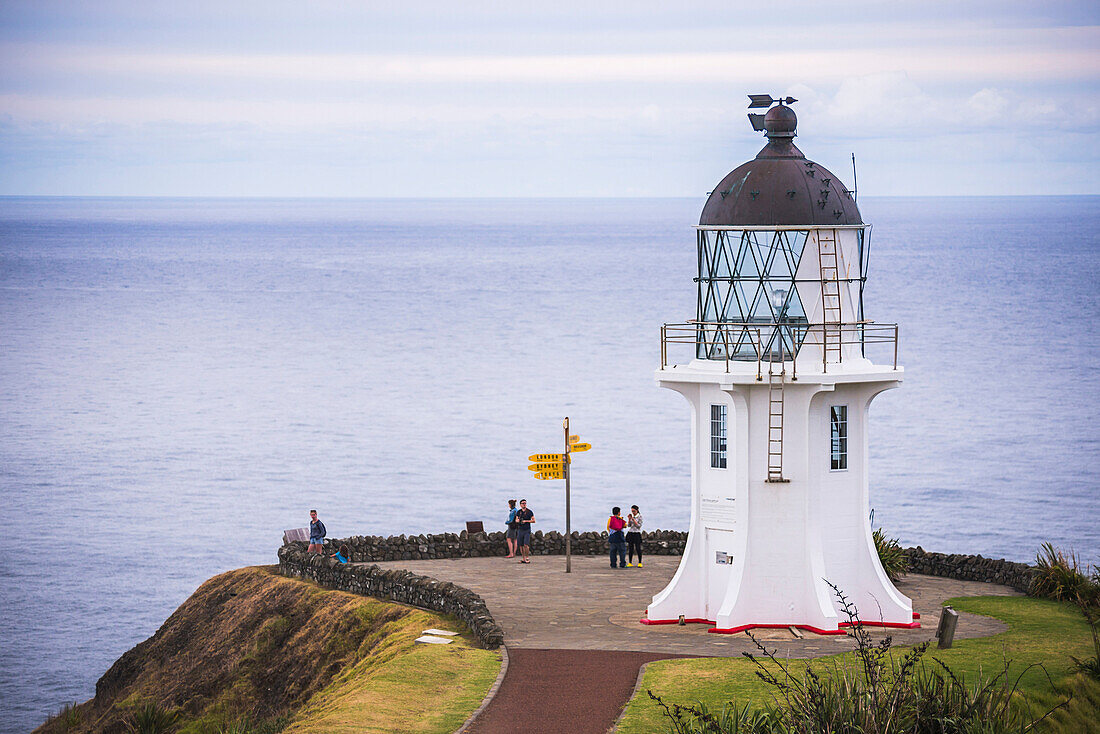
left=708, top=623, right=848, bottom=636
left=841, top=619, right=921, bottom=630
left=640, top=610, right=920, bottom=634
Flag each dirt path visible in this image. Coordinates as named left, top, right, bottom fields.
left=465, top=648, right=691, bottom=734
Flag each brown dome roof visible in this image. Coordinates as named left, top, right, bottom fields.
left=699, top=105, right=862, bottom=227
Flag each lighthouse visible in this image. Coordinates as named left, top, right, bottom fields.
left=644, top=95, right=917, bottom=634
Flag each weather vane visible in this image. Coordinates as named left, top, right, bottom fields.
left=747, top=93, right=798, bottom=132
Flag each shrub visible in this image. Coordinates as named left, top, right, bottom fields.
left=215, top=716, right=288, bottom=734
left=1032, top=543, right=1095, bottom=603
left=646, top=696, right=778, bottom=734
left=1071, top=598, right=1100, bottom=681
left=650, top=583, right=1068, bottom=734
left=125, top=701, right=181, bottom=734
left=44, top=702, right=82, bottom=730
left=873, top=527, right=909, bottom=582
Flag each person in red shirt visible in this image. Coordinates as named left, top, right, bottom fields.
left=607, top=506, right=627, bottom=569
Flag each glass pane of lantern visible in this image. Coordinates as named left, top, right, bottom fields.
left=858, top=228, right=870, bottom=281
left=731, top=280, right=752, bottom=321
left=764, top=231, right=793, bottom=280
left=733, top=231, right=759, bottom=280
left=788, top=230, right=809, bottom=263
left=747, top=282, right=772, bottom=323
left=784, top=287, right=807, bottom=321
left=764, top=282, right=789, bottom=320
left=701, top=286, right=720, bottom=322
left=779, top=230, right=808, bottom=275
left=713, top=232, right=733, bottom=278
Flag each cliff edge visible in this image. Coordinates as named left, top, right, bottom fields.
left=36, top=566, right=499, bottom=734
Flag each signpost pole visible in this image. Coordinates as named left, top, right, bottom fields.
left=564, top=417, right=571, bottom=574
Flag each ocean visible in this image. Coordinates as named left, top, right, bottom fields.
left=1, top=196, right=1097, bottom=732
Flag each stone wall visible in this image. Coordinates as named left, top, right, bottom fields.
left=312, top=528, right=688, bottom=563
left=901, top=546, right=1037, bottom=594
left=278, top=543, right=505, bottom=649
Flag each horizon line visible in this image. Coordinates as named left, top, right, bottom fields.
left=2, top=193, right=1098, bottom=201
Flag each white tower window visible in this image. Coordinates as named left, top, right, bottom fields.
left=830, top=405, right=848, bottom=470
left=710, top=404, right=727, bottom=468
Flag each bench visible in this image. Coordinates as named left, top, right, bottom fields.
left=283, top=527, right=310, bottom=545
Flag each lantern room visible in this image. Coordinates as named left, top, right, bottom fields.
left=678, top=101, right=889, bottom=371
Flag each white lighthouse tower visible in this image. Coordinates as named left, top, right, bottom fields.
left=644, top=96, right=917, bottom=635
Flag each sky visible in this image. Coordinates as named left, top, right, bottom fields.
left=1, top=1, right=1098, bottom=197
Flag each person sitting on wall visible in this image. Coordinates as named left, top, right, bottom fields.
left=330, top=544, right=350, bottom=564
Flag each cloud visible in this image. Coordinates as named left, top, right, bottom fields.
left=3, top=25, right=1098, bottom=93
left=0, top=7, right=1098, bottom=195
left=790, top=73, right=1099, bottom=140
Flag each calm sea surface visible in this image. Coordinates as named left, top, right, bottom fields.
left=1, top=196, right=1098, bottom=731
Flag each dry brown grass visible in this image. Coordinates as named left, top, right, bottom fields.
left=35, top=566, right=499, bottom=734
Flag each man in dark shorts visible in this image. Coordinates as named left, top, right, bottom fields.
left=515, top=499, right=535, bottom=564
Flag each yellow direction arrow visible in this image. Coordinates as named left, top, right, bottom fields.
left=535, top=470, right=564, bottom=480
left=529, top=453, right=564, bottom=462
left=568, top=434, right=580, bottom=444
left=570, top=443, right=591, bottom=452
left=528, top=462, right=563, bottom=472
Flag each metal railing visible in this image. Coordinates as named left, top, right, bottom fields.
left=660, top=321, right=899, bottom=379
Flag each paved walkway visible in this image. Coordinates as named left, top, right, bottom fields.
left=465, top=649, right=692, bottom=734
left=364, top=555, right=1020, bottom=658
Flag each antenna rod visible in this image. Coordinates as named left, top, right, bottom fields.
left=851, top=153, right=858, bottom=204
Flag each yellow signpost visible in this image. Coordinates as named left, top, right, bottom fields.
left=525, top=418, right=594, bottom=574
left=528, top=453, right=565, bottom=463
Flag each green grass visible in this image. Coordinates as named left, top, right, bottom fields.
left=619, top=595, right=1100, bottom=734
left=283, top=638, right=500, bottom=734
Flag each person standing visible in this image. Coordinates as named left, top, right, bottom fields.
left=504, top=499, right=519, bottom=558
left=607, top=506, right=627, bottom=569
left=626, top=505, right=644, bottom=567
left=308, top=509, right=326, bottom=554
left=515, top=499, right=535, bottom=564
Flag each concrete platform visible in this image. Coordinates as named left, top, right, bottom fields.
left=361, top=555, right=1020, bottom=658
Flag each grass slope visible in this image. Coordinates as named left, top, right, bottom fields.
left=37, top=566, right=500, bottom=734
left=283, top=639, right=497, bottom=734
left=618, top=595, right=1100, bottom=733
